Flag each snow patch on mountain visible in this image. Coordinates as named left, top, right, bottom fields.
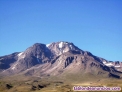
left=18, top=52, right=23, bottom=56
left=59, top=42, right=64, bottom=48
left=46, top=43, right=52, bottom=47
left=104, top=63, right=113, bottom=66
left=70, top=45, right=73, bottom=49
left=103, top=62, right=107, bottom=64
left=11, top=52, right=26, bottom=70
left=18, top=52, right=25, bottom=59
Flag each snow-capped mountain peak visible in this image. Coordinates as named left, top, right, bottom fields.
left=58, top=41, right=68, bottom=48
left=46, top=41, right=81, bottom=56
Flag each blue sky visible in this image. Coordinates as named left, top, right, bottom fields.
left=0, top=0, right=122, bottom=61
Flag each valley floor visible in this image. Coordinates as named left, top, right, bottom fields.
left=0, top=76, right=122, bottom=92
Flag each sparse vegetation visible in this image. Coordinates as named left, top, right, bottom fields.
left=6, top=83, right=13, bottom=89
left=0, top=75, right=122, bottom=92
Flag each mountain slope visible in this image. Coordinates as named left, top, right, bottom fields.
left=0, top=43, right=51, bottom=76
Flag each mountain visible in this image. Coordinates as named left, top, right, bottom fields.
left=0, top=41, right=122, bottom=79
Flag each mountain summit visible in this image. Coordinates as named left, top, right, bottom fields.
left=0, top=41, right=122, bottom=78
left=46, top=41, right=82, bottom=56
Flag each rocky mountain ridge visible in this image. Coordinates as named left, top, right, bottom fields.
left=0, top=41, right=122, bottom=78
